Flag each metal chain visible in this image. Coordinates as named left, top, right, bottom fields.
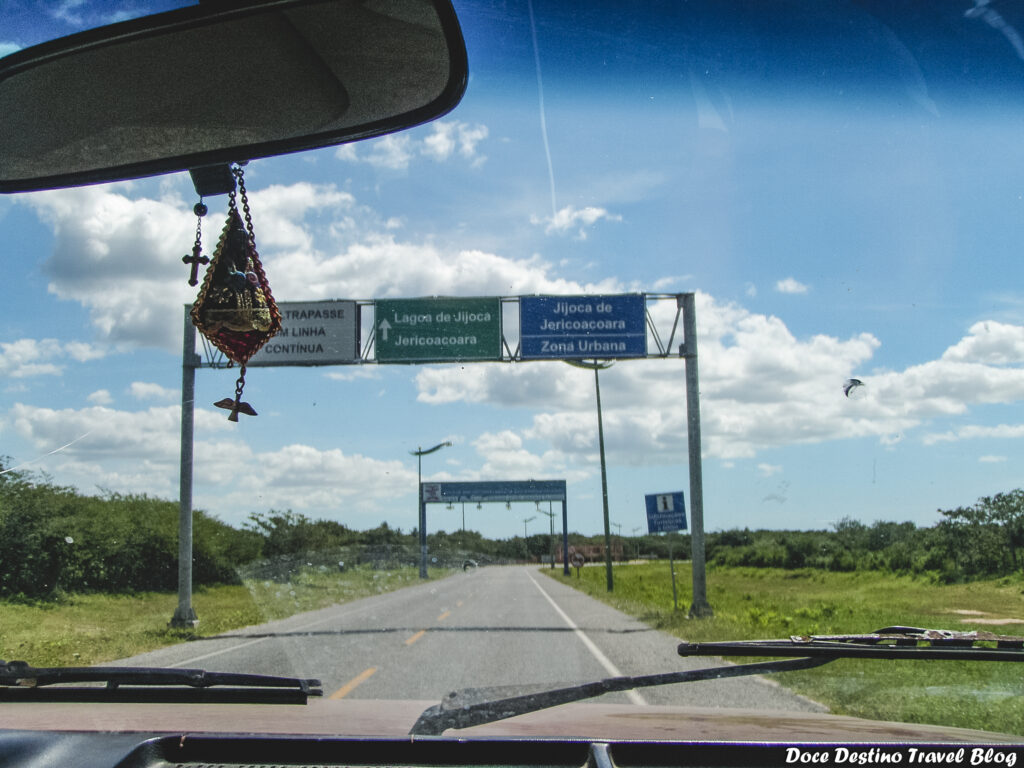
left=235, top=365, right=247, bottom=398
left=233, top=165, right=256, bottom=248
left=229, top=164, right=282, bottom=331
left=193, top=205, right=204, bottom=253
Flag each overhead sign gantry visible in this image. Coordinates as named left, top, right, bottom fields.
left=178, top=292, right=712, bottom=626
left=420, top=480, right=569, bottom=575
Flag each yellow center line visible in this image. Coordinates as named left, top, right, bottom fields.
left=437, top=610, right=451, bottom=622
left=328, top=667, right=377, bottom=700
left=406, top=629, right=427, bottom=645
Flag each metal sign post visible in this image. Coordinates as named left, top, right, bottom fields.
left=668, top=541, right=678, bottom=611
left=412, top=442, right=451, bottom=579
left=645, top=491, right=686, bottom=613
left=171, top=307, right=200, bottom=628
left=680, top=294, right=713, bottom=618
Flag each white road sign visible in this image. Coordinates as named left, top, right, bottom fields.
left=248, top=300, right=359, bottom=366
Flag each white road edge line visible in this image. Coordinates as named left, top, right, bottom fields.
left=526, top=571, right=646, bottom=706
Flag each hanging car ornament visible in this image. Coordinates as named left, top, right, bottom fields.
left=189, top=166, right=281, bottom=421
left=182, top=201, right=209, bottom=287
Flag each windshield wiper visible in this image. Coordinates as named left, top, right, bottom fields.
left=410, top=656, right=830, bottom=735
left=0, top=660, right=322, bottom=704
left=678, top=626, right=1024, bottom=662
left=410, top=627, right=1024, bottom=736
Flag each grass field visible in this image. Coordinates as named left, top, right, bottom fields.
left=0, top=564, right=452, bottom=668
left=544, top=562, right=1024, bottom=737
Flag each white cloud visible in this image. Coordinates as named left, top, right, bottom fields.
left=757, top=463, right=783, bottom=477
left=422, top=122, right=489, bottom=166
left=325, top=368, right=380, bottom=382
left=63, top=341, right=106, bottom=362
left=0, top=338, right=106, bottom=378
left=923, top=423, right=1024, bottom=445
left=362, top=134, right=414, bottom=170
left=21, top=178, right=1024, bottom=499
left=7, top=403, right=227, bottom=466
left=942, top=321, right=1024, bottom=364
left=470, top=429, right=584, bottom=483
left=775, top=277, right=809, bottom=294
left=414, top=294, right=1024, bottom=464
left=979, top=455, right=1007, bottom=463
left=335, top=145, right=358, bottom=163
left=87, top=390, right=113, bottom=405
left=531, top=205, right=622, bottom=239
left=0, top=42, right=21, bottom=58
left=338, top=121, right=488, bottom=170
left=4, top=401, right=414, bottom=526
left=652, top=276, right=692, bottom=291
left=23, top=183, right=358, bottom=351
left=128, top=382, right=179, bottom=402
left=271, top=234, right=622, bottom=301
left=51, top=0, right=87, bottom=25
left=24, top=182, right=625, bottom=358
left=26, top=186, right=196, bottom=349
left=250, top=183, right=355, bottom=253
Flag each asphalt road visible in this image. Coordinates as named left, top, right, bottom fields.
left=113, top=565, right=825, bottom=713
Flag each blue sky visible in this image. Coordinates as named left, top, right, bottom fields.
left=3, top=0, right=1024, bottom=541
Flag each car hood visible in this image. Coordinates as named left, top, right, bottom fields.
left=0, top=699, right=1018, bottom=743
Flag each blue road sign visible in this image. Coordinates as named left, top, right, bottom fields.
left=520, top=294, right=647, bottom=359
left=645, top=491, right=687, bottom=533
left=421, top=480, right=567, bottom=503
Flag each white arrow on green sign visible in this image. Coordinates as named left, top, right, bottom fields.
left=375, top=297, right=502, bottom=363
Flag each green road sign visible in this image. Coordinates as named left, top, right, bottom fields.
left=375, top=297, right=502, bottom=362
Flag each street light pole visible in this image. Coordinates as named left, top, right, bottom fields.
left=522, top=515, right=536, bottom=560
left=538, top=503, right=556, bottom=569
left=411, top=441, right=452, bottom=579
left=566, top=359, right=615, bottom=592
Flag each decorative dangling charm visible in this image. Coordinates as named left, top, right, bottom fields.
left=190, top=166, right=281, bottom=421
left=182, top=200, right=209, bottom=286
left=213, top=367, right=258, bottom=422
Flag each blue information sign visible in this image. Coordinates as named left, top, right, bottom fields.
left=645, top=491, right=687, bottom=533
left=422, top=480, right=567, bottom=503
left=520, top=294, right=647, bottom=359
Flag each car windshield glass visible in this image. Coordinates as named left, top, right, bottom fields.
left=2, top=0, right=1024, bottom=746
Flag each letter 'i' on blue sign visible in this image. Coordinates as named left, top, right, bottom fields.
left=645, top=492, right=687, bottom=534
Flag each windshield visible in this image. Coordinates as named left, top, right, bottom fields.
left=2, top=0, right=1024, bottom=748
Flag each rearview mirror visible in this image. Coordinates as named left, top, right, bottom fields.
left=0, top=0, right=468, bottom=193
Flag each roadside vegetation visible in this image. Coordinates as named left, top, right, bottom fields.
left=0, top=463, right=555, bottom=601
left=545, top=563, right=1024, bottom=737
left=0, top=563, right=451, bottom=668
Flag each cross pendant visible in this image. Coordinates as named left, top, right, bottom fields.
left=182, top=244, right=210, bottom=286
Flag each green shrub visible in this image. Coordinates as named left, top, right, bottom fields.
left=0, top=467, right=259, bottom=598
